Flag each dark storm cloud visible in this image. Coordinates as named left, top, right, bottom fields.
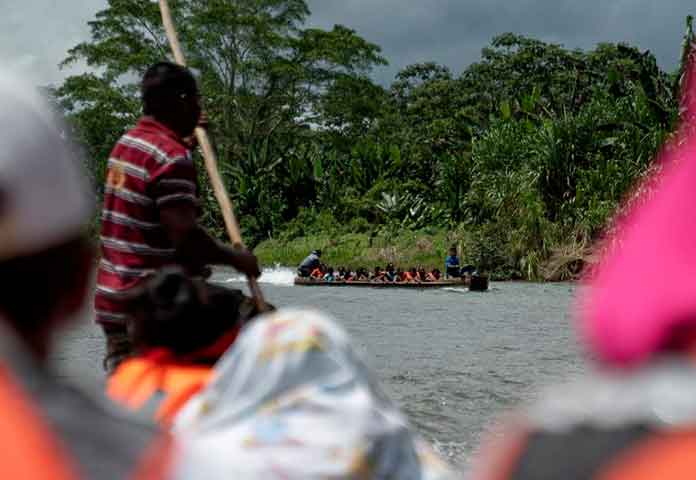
left=3, top=1, right=695, bottom=86
left=306, top=0, right=696, bottom=84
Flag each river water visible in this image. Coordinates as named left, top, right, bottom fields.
left=52, top=267, right=583, bottom=469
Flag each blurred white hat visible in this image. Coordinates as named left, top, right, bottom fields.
left=0, top=71, right=93, bottom=261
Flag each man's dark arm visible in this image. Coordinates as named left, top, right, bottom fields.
left=160, top=202, right=260, bottom=278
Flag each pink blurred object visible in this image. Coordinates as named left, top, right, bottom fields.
left=581, top=46, right=696, bottom=368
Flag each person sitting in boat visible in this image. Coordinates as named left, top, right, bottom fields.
left=403, top=267, right=419, bottom=283
left=298, top=249, right=322, bottom=277
left=384, top=263, right=397, bottom=282
left=355, top=267, right=369, bottom=281
left=323, top=267, right=336, bottom=283
left=426, top=269, right=441, bottom=282
left=311, top=263, right=325, bottom=279
left=337, top=266, right=347, bottom=281
left=371, top=266, right=386, bottom=283
left=445, top=246, right=461, bottom=278
left=108, top=267, right=265, bottom=426
left=417, top=266, right=428, bottom=282
left=394, top=268, right=405, bottom=282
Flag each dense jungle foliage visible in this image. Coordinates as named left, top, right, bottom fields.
left=55, top=1, right=694, bottom=279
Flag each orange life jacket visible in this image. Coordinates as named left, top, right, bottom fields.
left=311, top=268, right=323, bottom=278
left=404, top=272, right=415, bottom=281
left=0, top=365, right=79, bottom=479
left=108, top=350, right=214, bottom=426
left=0, top=355, right=174, bottom=480
left=477, top=428, right=696, bottom=480
left=597, top=431, right=696, bottom=480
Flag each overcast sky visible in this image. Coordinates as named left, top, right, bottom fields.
left=3, top=0, right=695, bottom=86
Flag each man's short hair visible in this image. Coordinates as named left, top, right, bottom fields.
left=141, top=62, right=197, bottom=116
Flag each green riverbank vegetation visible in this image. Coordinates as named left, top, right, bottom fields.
left=55, top=2, right=695, bottom=280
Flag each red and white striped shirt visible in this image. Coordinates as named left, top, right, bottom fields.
left=95, top=117, right=199, bottom=326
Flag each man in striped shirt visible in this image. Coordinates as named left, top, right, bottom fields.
left=96, top=62, right=260, bottom=372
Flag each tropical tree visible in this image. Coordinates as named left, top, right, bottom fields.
left=56, top=2, right=688, bottom=278
left=55, top=0, right=386, bottom=243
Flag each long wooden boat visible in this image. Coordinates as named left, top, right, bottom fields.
left=294, top=276, right=489, bottom=291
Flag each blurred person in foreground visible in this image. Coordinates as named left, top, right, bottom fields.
left=471, top=55, right=696, bottom=480
left=107, top=269, right=457, bottom=479
left=95, top=61, right=261, bottom=372
left=0, top=71, right=172, bottom=479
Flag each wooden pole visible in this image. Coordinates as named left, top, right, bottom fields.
left=158, top=0, right=266, bottom=311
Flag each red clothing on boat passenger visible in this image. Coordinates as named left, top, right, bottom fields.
left=426, top=269, right=441, bottom=282
left=403, top=269, right=418, bottom=283
left=311, top=268, right=323, bottom=279
left=95, top=117, right=201, bottom=327
left=95, top=63, right=260, bottom=373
